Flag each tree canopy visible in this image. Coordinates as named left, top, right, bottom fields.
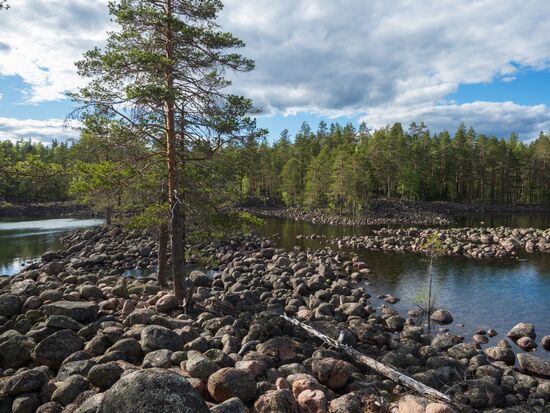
left=71, top=0, right=262, bottom=303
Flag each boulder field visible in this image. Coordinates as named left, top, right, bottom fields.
left=0, top=225, right=548, bottom=412
left=329, top=226, right=550, bottom=259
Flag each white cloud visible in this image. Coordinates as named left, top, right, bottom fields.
left=1, top=0, right=550, bottom=139
left=0, top=0, right=112, bottom=103
left=220, top=0, right=550, bottom=137
left=0, top=117, right=79, bottom=143
left=361, top=101, right=550, bottom=138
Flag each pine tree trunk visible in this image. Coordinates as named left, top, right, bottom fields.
left=164, top=0, right=185, bottom=302
left=157, top=222, right=168, bottom=287
left=105, top=206, right=112, bottom=225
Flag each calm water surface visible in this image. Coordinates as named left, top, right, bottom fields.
left=257, top=217, right=550, bottom=360
left=2, top=215, right=549, bottom=359
left=0, top=217, right=103, bottom=275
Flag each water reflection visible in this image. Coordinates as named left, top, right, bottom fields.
left=0, top=217, right=103, bottom=275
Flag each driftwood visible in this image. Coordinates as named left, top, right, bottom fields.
left=238, top=340, right=261, bottom=356
left=281, top=314, right=453, bottom=405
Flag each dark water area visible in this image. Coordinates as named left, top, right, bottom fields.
left=257, top=217, right=550, bottom=360
left=0, top=217, right=104, bottom=275
left=456, top=213, right=550, bottom=229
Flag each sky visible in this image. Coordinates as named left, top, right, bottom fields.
left=1, top=0, right=550, bottom=144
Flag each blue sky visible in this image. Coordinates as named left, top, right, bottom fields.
left=2, top=0, right=550, bottom=143
left=450, top=71, right=550, bottom=108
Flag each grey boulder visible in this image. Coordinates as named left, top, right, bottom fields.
left=97, top=368, right=209, bottom=413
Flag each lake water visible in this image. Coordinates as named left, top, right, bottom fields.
left=256, top=216, right=550, bottom=360
left=1, top=214, right=549, bottom=360
left=0, top=217, right=104, bottom=275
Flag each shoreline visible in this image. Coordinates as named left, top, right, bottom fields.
left=0, top=203, right=93, bottom=219
left=0, top=225, right=548, bottom=411
left=239, top=199, right=550, bottom=227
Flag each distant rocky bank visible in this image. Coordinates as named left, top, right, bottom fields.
left=239, top=199, right=550, bottom=227
left=0, top=203, right=92, bottom=219
left=329, top=226, right=550, bottom=259
left=0, top=225, right=548, bottom=411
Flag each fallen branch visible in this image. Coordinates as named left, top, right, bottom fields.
left=280, top=314, right=453, bottom=405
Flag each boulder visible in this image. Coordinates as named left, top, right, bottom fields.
left=386, top=315, right=405, bottom=331
left=74, top=393, right=104, bottom=413
left=140, top=325, right=182, bottom=353
left=87, top=362, right=123, bottom=389
left=43, top=301, right=98, bottom=323
left=311, top=358, right=352, bottom=390
left=507, top=323, right=536, bottom=340
left=431, top=333, right=463, bottom=351
left=107, top=338, right=143, bottom=363
left=533, top=382, right=550, bottom=402
left=97, top=368, right=209, bottom=413
left=253, top=389, right=298, bottom=413
left=398, top=395, right=427, bottom=413
left=11, top=280, right=37, bottom=296
left=4, top=367, right=49, bottom=396
left=185, top=351, right=219, bottom=381
left=40, top=289, right=64, bottom=302
left=289, top=374, right=326, bottom=399
left=12, top=393, right=41, bottom=413
left=472, top=334, right=488, bottom=345
left=484, top=341, right=515, bottom=365
left=57, top=359, right=97, bottom=380
left=517, top=353, right=550, bottom=378
left=328, top=393, right=361, bottom=413
left=142, top=349, right=173, bottom=368
left=426, top=403, right=456, bottom=413
left=0, top=329, right=35, bottom=368
left=189, top=270, right=211, bottom=287
left=45, top=315, right=82, bottom=331
left=210, top=397, right=246, bottom=413
left=542, top=335, right=550, bottom=351
left=257, top=336, right=300, bottom=364
left=43, top=262, right=64, bottom=276
left=207, top=367, right=257, bottom=403
left=36, top=401, right=64, bottom=413
left=430, top=309, right=453, bottom=325
left=447, top=343, right=478, bottom=359
left=42, top=251, right=62, bottom=262
left=51, top=374, right=90, bottom=406
left=517, top=336, right=537, bottom=350
left=155, top=294, right=179, bottom=313
left=297, top=389, right=327, bottom=412
left=78, top=285, right=104, bottom=300
left=0, top=293, right=22, bottom=316
left=32, top=329, right=85, bottom=369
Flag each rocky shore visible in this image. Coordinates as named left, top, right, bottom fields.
left=0, top=226, right=549, bottom=412
left=328, top=227, right=550, bottom=259
left=239, top=200, right=550, bottom=227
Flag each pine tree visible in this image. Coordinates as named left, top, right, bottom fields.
left=73, top=0, right=259, bottom=304
left=280, top=157, right=301, bottom=206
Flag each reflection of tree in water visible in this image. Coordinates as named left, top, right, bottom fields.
left=459, top=213, right=550, bottom=229
left=0, top=232, right=62, bottom=275
left=257, top=218, right=366, bottom=251
left=530, top=255, right=550, bottom=277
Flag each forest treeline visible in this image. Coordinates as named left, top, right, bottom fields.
left=1, top=120, right=550, bottom=209
left=244, top=121, right=550, bottom=211
left=0, top=139, right=71, bottom=202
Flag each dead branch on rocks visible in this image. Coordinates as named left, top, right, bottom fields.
left=281, top=314, right=453, bottom=405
